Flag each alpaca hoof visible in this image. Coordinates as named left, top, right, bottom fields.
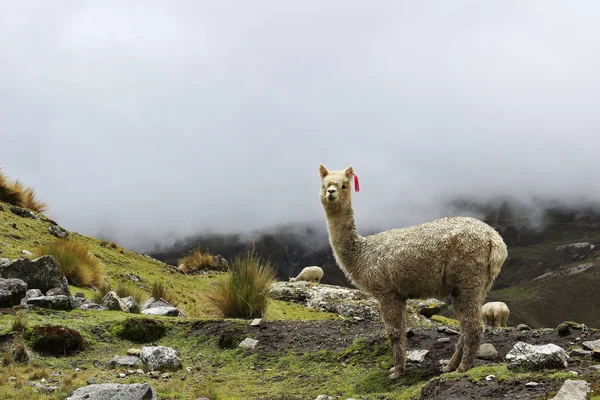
left=456, top=364, right=468, bottom=373
left=389, top=371, right=403, bottom=380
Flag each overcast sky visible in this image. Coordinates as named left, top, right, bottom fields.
left=2, top=1, right=600, bottom=249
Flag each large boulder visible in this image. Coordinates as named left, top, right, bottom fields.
left=122, top=296, right=140, bottom=314
left=0, top=256, right=63, bottom=293
left=65, top=383, right=157, bottom=400
left=48, top=225, right=68, bottom=239
left=0, top=278, right=27, bottom=307
left=552, top=379, right=590, bottom=400
left=20, top=288, right=43, bottom=306
left=506, top=342, right=569, bottom=370
left=27, top=295, right=71, bottom=310
left=555, top=242, right=595, bottom=262
left=102, top=291, right=130, bottom=312
left=106, top=355, right=144, bottom=369
left=139, top=346, right=182, bottom=371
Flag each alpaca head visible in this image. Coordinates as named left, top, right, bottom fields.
left=319, top=164, right=354, bottom=211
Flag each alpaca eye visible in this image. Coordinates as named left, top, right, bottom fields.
left=342, top=184, right=347, bottom=189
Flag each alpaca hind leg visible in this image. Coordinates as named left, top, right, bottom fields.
left=379, top=296, right=407, bottom=380
left=441, top=335, right=464, bottom=373
left=454, top=295, right=485, bottom=372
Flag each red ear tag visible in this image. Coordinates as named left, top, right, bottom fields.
left=354, top=174, right=360, bottom=192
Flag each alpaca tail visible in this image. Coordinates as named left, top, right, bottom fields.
left=486, top=233, right=508, bottom=290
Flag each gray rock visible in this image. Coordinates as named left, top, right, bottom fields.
left=551, top=379, right=590, bottom=400
left=506, top=342, right=568, bottom=370
left=139, top=346, right=182, bottom=371
left=26, top=381, right=59, bottom=394
left=141, top=306, right=182, bottom=317
left=517, top=324, right=531, bottom=331
left=48, top=225, right=68, bottom=238
left=0, top=256, right=63, bottom=293
left=102, top=291, right=130, bottom=312
left=10, top=206, right=39, bottom=219
left=140, top=297, right=174, bottom=311
left=477, top=343, right=499, bottom=361
left=27, top=295, right=71, bottom=310
left=525, top=382, right=540, bottom=387
left=437, top=337, right=451, bottom=343
left=74, top=292, right=86, bottom=299
left=250, top=318, right=262, bottom=327
left=570, top=348, right=591, bottom=357
left=0, top=258, right=9, bottom=266
left=582, top=340, right=600, bottom=351
left=122, top=297, right=140, bottom=314
left=239, top=338, right=259, bottom=350
left=70, top=296, right=85, bottom=309
left=0, top=278, right=27, bottom=307
left=107, top=356, right=143, bottom=369
left=406, top=349, right=428, bottom=362
left=81, top=303, right=106, bottom=311
left=65, top=383, right=157, bottom=400
left=46, top=277, right=71, bottom=298
left=413, top=298, right=446, bottom=318
left=20, top=288, right=43, bottom=306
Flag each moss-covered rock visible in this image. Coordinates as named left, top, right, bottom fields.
left=27, top=325, right=86, bottom=356
left=117, top=318, right=166, bottom=343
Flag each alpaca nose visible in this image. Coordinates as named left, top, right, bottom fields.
left=327, top=188, right=336, bottom=194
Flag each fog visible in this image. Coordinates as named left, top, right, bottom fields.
left=1, top=1, right=600, bottom=249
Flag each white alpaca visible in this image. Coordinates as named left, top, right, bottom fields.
left=481, top=301, right=510, bottom=327
left=289, top=266, right=324, bottom=283
left=318, top=164, right=507, bottom=379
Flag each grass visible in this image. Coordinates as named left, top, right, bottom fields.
left=90, top=283, right=147, bottom=306
left=178, top=248, right=214, bottom=273
left=10, top=314, right=28, bottom=334
left=208, top=250, right=276, bottom=318
left=0, top=171, right=48, bottom=213
left=33, top=239, right=105, bottom=287
left=151, top=280, right=180, bottom=307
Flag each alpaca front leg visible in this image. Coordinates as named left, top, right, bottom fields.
left=379, top=297, right=407, bottom=380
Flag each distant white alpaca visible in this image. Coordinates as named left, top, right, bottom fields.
left=289, top=266, right=324, bottom=283
left=481, top=301, right=510, bottom=327
left=318, top=164, right=507, bottom=379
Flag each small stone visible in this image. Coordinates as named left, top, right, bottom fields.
left=477, top=343, right=499, bottom=361
left=40, top=378, right=46, bottom=383
left=406, top=349, right=429, bottom=363
left=485, top=375, right=495, bottom=381
left=437, top=337, right=451, bottom=343
left=517, top=324, right=531, bottom=331
left=86, top=378, right=96, bottom=385
left=444, top=328, right=459, bottom=335
left=75, top=368, right=81, bottom=372
left=150, top=371, right=160, bottom=377
left=250, top=318, right=262, bottom=327
left=9, top=376, right=16, bottom=381
left=437, top=326, right=447, bottom=333
left=21, top=250, right=33, bottom=256
left=315, top=396, right=334, bottom=400
left=161, top=373, right=170, bottom=379
left=136, top=369, right=144, bottom=375
left=118, top=373, right=126, bottom=378
left=570, top=348, right=591, bottom=357
left=127, top=369, right=135, bottom=375
left=525, top=382, right=540, bottom=387
left=239, top=338, right=259, bottom=350
left=582, top=340, right=600, bottom=351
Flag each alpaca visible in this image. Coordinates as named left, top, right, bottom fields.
left=318, top=164, right=507, bottom=379
left=289, top=266, right=324, bottom=283
left=481, top=301, right=510, bottom=327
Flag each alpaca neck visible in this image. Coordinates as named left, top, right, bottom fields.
left=324, top=205, right=364, bottom=277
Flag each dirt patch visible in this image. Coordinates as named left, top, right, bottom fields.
left=421, top=377, right=563, bottom=399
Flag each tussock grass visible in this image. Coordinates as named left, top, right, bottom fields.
left=179, top=248, right=214, bottom=273
left=151, top=281, right=179, bottom=307
left=10, top=314, right=27, bottom=334
left=34, top=240, right=104, bottom=287
left=0, top=171, right=48, bottom=213
left=209, top=250, right=276, bottom=318
left=90, top=283, right=147, bottom=307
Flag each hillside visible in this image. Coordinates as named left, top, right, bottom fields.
left=153, top=200, right=600, bottom=329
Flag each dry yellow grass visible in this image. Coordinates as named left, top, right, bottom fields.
left=34, top=240, right=104, bottom=287
left=178, top=248, right=214, bottom=273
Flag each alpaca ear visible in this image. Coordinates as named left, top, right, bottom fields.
left=344, top=165, right=354, bottom=178
left=319, top=164, right=329, bottom=179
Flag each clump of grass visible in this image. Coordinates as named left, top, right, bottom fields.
left=208, top=250, right=276, bottom=318
left=0, top=171, right=24, bottom=206
left=99, top=240, right=118, bottom=249
left=90, top=282, right=111, bottom=304
left=10, top=314, right=27, bottom=334
left=178, top=248, right=214, bottom=273
left=8, top=336, right=30, bottom=364
left=34, top=240, right=104, bottom=287
left=115, top=285, right=148, bottom=306
left=151, top=281, right=179, bottom=307
left=24, top=360, right=50, bottom=380
left=0, top=171, right=48, bottom=213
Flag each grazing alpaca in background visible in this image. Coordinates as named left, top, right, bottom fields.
left=481, top=301, right=510, bottom=327
left=289, top=266, right=324, bottom=283
left=318, top=164, right=507, bottom=379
